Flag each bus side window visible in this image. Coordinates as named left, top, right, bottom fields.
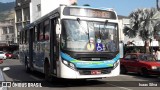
left=37, top=24, right=40, bottom=41
left=35, top=26, right=38, bottom=41
left=19, top=32, right=22, bottom=44
left=39, top=23, right=44, bottom=41
left=44, top=20, right=50, bottom=40
left=27, top=30, right=29, bottom=43
left=33, top=27, right=35, bottom=42
left=23, top=31, right=25, bottom=44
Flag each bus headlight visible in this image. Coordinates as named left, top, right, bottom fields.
left=62, top=60, right=75, bottom=69
left=113, top=60, right=119, bottom=69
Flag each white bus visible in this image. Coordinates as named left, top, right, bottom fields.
left=19, top=5, right=120, bottom=80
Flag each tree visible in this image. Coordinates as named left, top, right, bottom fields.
left=123, top=8, right=158, bottom=53
left=83, top=4, right=90, bottom=6
left=72, top=2, right=77, bottom=5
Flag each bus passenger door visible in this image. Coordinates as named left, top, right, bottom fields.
left=50, top=18, right=59, bottom=75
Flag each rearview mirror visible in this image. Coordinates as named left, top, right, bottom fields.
left=56, top=19, right=61, bottom=34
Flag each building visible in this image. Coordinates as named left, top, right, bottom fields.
left=0, top=18, right=17, bottom=51
left=15, top=0, right=77, bottom=43
left=15, top=0, right=30, bottom=43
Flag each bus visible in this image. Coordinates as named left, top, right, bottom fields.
left=19, top=5, right=121, bottom=80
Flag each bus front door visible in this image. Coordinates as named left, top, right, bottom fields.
left=50, top=18, right=59, bottom=75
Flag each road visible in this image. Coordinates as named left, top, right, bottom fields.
left=0, top=59, right=160, bottom=90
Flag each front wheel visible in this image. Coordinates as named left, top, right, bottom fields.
left=25, top=60, right=30, bottom=73
left=44, top=62, right=51, bottom=81
left=140, top=68, right=149, bottom=77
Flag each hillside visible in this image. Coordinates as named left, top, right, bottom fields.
left=0, top=2, right=15, bottom=21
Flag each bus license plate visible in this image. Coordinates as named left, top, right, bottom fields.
left=91, top=70, right=101, bottom=75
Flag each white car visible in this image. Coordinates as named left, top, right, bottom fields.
left=0, top=67, right=10, bottom=90
left=0, top=51, right=6, bottom=60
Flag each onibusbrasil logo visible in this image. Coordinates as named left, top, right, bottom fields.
left=1, top=82, right=42, bottom=88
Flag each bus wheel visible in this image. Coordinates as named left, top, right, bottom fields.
left=44, top=62, right=50, bottom=81
left=25, top=60, right=30, bottom=73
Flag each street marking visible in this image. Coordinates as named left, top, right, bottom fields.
left=107, top=83, right=133, bottom=90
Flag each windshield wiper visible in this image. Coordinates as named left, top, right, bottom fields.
left=76, top=18, right=89, bottom=37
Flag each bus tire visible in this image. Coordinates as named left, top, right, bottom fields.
left=44, top=61, right=51, bottom=81
left=25, top=59, right=30, bottom=73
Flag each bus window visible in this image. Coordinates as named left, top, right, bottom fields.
left=19, top=32, right=22, bottom=44
left=32, top=27, right=35, bottom=42
left=44, top=20, right=49, bottom=40
left=36, top=24, right=40, bottom=41
left=27, top=30, right=29, bottom=43
left=23, top=31, right=25, bottom=44
left=35, top=26, right=38, bottom=41
left=39, top=23, right=44, bottom=41
left=24, top=30, right=28, bottom=43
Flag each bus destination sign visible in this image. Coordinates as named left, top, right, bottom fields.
left=63, top=7, right=117, bottom=19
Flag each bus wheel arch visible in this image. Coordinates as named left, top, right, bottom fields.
left=25, top=56, right=30, bottom=73
left=44, top=58, right=51, bottom=81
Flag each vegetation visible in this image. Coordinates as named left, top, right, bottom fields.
left=123, top=8, right=159, bottom=53
left=0, top=2, right=15, bottom=21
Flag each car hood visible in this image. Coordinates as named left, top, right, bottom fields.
left=140, top=61, right=160, bottom=66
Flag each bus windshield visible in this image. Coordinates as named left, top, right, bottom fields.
left=61, top=19, right=118, bottom=52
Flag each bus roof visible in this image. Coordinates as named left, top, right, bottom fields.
left=22, top=5, right=117, bottom=31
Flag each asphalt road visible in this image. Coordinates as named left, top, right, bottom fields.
left=0, top=59, right=160, bottom=90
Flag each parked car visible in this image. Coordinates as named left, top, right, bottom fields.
left=0, top=67, right=10, bottom=90
left=0, top=51, right=6, bottom=60
left=120, top=53, right=160, bottom=76
left=12, top=51, right=19, bottom=59
left=0, top=59, right=3, bottom=64
left=5, top=52, right=13, bottom=59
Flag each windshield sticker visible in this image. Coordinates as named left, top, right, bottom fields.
left=87, top=43, right=95, bottom=51
left=96, top=43, right=103, bottom=51
left=96, top=38, right=103, bottom=51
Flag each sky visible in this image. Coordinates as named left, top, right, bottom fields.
left=78, top=0, right=156, bottom=16
left=0, top=0, right=156, bottom=16
left=0, top=0, right=15, bottom=3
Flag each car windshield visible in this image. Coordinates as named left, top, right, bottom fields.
left=139, top=54, right=156, bottom=61
left=61, top=19, right=119, bottom=52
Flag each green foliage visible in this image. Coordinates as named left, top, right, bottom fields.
left=72, top=2, right=77, bottom=5
left=83, top=4, right=90, bottom=6
left=123, top=8, right=158, bottom=41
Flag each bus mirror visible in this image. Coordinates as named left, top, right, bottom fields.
left=119, top=42, right=124, bottom=58
left=56, top=24, right=61, bottom=34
